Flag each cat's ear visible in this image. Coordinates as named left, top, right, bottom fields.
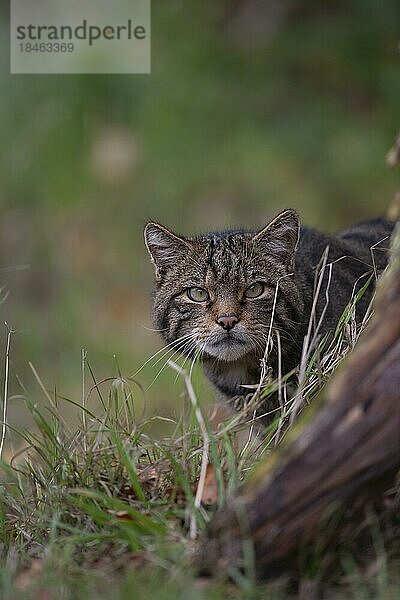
left=144, top=222, right=190, bottom=279
left=252, top=209, right=300, bottom=269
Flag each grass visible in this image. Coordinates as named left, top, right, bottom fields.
left=0, top=261, right=398, bottom=599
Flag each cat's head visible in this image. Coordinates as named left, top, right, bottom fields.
left=144, top=209, right=300, bottom=363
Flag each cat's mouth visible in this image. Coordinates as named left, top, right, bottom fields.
left=203, top=332, right=252, bottom=362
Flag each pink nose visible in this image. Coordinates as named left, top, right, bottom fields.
left=216, top=313, right=239, bottom=331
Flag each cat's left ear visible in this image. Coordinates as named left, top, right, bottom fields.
left=144, top=222, right=191, bottom=279
left=252, top=209, right=300, bottom=270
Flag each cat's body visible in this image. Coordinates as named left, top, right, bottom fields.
left=144, top=211, right=394, bottom=410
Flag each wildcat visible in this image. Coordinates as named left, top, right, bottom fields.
left=144, top=210, right=394, bottom=415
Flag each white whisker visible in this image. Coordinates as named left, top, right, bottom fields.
left=132, top=333, right=195, bottom=377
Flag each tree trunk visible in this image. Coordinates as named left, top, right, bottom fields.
left=200, top=225, right=400, bottom=579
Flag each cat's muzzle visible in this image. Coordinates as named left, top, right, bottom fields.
left=203, top=330, right=251, bottom=362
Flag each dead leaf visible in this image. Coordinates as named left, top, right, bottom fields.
left=106, top=509, right=135, bottom=522
left=196, top=464, right=218, bottom=506
left=128, top=552, right=149, bottom=569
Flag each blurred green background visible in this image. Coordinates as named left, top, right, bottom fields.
left=1, top=0, right=399, bottom=429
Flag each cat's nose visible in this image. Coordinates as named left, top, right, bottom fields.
left=216, top=313, right=239, bottom=331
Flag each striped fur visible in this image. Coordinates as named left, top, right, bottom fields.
left=144, top=210, right=394, bottom=412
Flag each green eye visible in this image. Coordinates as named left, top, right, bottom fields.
left=187, top=287, right=210, bottom=302
left=244, top=282, right=265, bottom=299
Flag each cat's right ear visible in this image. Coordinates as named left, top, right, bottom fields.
left=252, top=209, right=300, bottom=270
left=144, top=222, right=190, bottom=279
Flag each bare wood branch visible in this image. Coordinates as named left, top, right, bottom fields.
left=200, top=225, right=400, bottom=579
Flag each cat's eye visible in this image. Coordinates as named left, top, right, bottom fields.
left=187, top=287, right=210, bottom=302
left=244, top=282, right=265, bottom=299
